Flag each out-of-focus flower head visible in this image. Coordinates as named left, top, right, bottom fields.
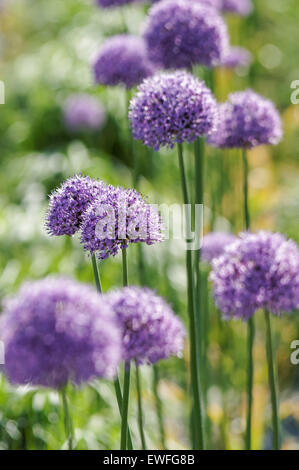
left=0, top=278, right=122, bottom=388
left=210, top=231, right=299, bottom=320
left=63, top=94, right=106, bottom=132
left=93, top=35, right=156, bottom=89
left=80, top=186, right=164, bottom=260
left=46, top=175, right=107, bottom=237
left=208, top=90, right=283, bottom=149
left=201, top=232, right=237, bottom=264
left=107, top=286, right=185, bottom=364
left=129, top=70, right=218, bottom=150
left=96, top=0, right=144, bottom=7
left=221, top=0, right=253, bottom=16
left=221, top=46, right=252, bottom=68
left=143, top=0, right=229, bottom=69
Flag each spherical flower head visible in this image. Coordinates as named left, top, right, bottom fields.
left=46, top=175, right=107, bottom=237
left=208, top=90, right=283, bottom=149
left=93, top=35, right=156, bottom=89
left=200, top=0, right=222, bottom=8
left=129, top=71, right=218, bottom=150
left=210, top=231, right=299, bottom=320
left=80, top=186, right=164, bottom=260
left=221, top=46, right=252, bottom=68
left=0, top=278, right=121, bottom=388
left=107, top=287, right=185, bottom=364
left=63, top=93, right=106, bottom=132
left=221, top=0, right=253, bottom=16
left=143, top=0, right=229, bottom=70
left=96, top=0, right=144, bottom=7
left=201, top=232, right=237, bottom=264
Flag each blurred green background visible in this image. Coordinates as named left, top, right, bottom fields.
left=1, top=0, right=299, bottom=450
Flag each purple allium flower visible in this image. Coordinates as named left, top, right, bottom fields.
left=143, top=0, right=229, bottom=69
left=210, top=231, right=299, bottom=320
left=63, top=94, right=106, bottom=132
left=93, top=35, right=156, bottom=89
left=129, top=71, right=218, bottom=150
left=221, top=0, right=253, bottom=16
left=96, top=0, right=143, bottom=7
left=208, top=90, right=283, bottom=149
left=221, top=46, right=252, bottom=68
left=107, top=287, right=185, bottom=364
left=201, top=232, right=237, bottom=264
left=80, top=186, right=164, bottom=260
left=200, top=0, right=222, bottom=8
left=0, top=278, right=121, bottom=388
left=46, top=175, right=107, bottom=237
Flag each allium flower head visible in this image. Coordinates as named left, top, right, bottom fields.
left=80, top=186, right=164, bottom=260
left=201, top=232, right=237, bottom=264
left=93, top=35, right=155, bottom=89
left=221, top=46, right=252, bottom=68
left=208, top=90, right=283, bottom=149
left=46, top=175, right=106, bottom=237
left=200, top=0, right=222, bottom=8
left=210, top=231, right=299, bottom=320
left=221, top=0, right=253, bottom=16
left=107, top=287, right=185, bottom=364
left=96, top=0, right=143, bottom=7
left=144, top=0, right=229, bottom=69
left=129, top=71, right=218, bottom=150
left=63, top=94, right=106, bottom=132
left=0, top=278, right=121, bottom=388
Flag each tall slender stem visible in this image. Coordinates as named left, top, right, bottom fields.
left=135, top=361, right=147, bottom=450
left=122, top=248, right=128, bottom=287
left=153, top=364, right=166, bottom=449
left=61, top=386, right=74, bottom=450
left=242, top=149, right=255, bottom=450
left=90, top=253, right=133, bottom=449
left=120, top=248, right=131, bottom=449
left=264, top=311, right=280, bottom=450
left=114, top=377, right=133, bottom=450
left=242, top=149, right=250, bottom=230
left=177, top=143, right=204, bottom=450
left=121, top=361, right=131, bottom=450
left=126, top=90, right=138, bottom=189
left=91, top=253, right=102, bottom=294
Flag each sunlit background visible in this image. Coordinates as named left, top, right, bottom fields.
left=1, top=0, right=299, bottom=450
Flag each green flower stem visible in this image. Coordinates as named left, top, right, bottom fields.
left=135, top=361, right=147, bottom=450
left=242, top=149, right=255, bottom=450
left=122, top=247, right=128, bottom=287
left=177, top=143, right=204, bottom=450
left=90, top=253, right=133, bottom=449
left=60, top=386, right=74, bottom=450
left=120, top=247, right=131, bottom=450
left=153, top=364, right=166, bottom=450
left=264, top=311, right=280, bottom=450
left=91, top=253, right=102, bottom=294
left=120, top=361, right=131, bottom=450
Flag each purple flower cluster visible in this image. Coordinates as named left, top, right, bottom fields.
left=93, top=35, right=156, bottom=89
left=0, top=278, right=121, bottom=388
left=63, top=94, right=106, bottom=132
left=129, top=71, right=218, bottom=150
left=221, top=46, right=252, bottom=68
left=143, top=0, right=229, bottom=70
left=46, top=175, right=106, bottom=236
left=107, top=287, right=185, bottom=364
left=201, top=232, right=237, bottom=264
left=221, top=0, right=253, bottom=16
left=80, top=186, right=164, bottom=260
left=96, top=0, right=143, bottom=7
left=208, top=90, right=283, bottom=149
left=210, top=231, right=299, bottom=320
